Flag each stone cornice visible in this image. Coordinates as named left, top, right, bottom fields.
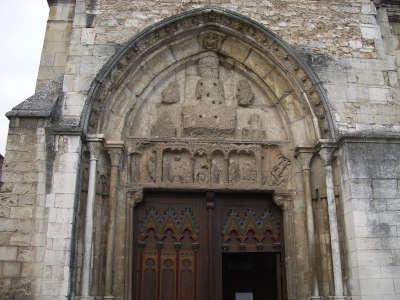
left=47, top=0, right=75, bottom=6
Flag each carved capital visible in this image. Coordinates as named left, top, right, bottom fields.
left=127, top=188, right=143, bottom=207
left=318, top=140, right=336, bottom=167
left=295, top=147, right=316, bottom=171
left=273, top=192, right=293, bottom=211
left=106, top=141, right=124, bottom=167
left=86, top=135, right=103, bottom=161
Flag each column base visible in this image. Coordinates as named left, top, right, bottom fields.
left=327, top=297, right=352, bottom=300
left=309, top=297, right=323, bottom=300
left=103, top=297, right=114, bottom=300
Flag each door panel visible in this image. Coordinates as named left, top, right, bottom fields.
left=133, top=192, right=284, bottom=300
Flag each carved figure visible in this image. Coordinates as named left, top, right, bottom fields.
left=161, top=81, right=180, bottom=104
left=229, top=152, right=257, bottom=183
left=228, top=158, right=241, bottom=183
left=182, top=52, right=236, bottom=137
left=163, top=151, right=192, bottom=184
left=194, top=155, right=209, bottom=184
left=195, top=165, right=209, bottom=184
left=198, top=31, right=225, bottom=51
left=211, top=154, right=226, bottom=184
left=146, top=150, right=157, bottom=183
left=236, top=79, right=255, bottom=107
left=271, top=154, right=291, bottom=185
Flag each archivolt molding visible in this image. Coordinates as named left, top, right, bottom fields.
left=83, top=7, right=335, bottom=141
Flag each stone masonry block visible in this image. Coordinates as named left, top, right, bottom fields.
left=373, top=179, right=398, bottom=198
left=9, top=233, right=31, bottom=247
left=54, top=194, right=75, bottom=209
left=350, top=179, right=373, bottom=198
left=359, top=278, right=395, bottom=295
left=360, top=24, right=380, bottom=40
left=2, top=262, right=21, bottom=277
left=10, top=207, right=33, bottom=219
left=0, top=247, right=17, bottom=260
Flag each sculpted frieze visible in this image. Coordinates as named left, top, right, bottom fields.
left=127, top=138, right=292, bottom=190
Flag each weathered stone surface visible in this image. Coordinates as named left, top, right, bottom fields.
left=2, top=1, right=400, bottom=300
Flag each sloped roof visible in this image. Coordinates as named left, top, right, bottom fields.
left=6, top=80, right=62, bottom=118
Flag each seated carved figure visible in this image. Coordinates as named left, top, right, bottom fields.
left=182, top=52, right=237, bottom=137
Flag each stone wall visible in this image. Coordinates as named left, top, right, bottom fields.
left=36, top=1, right=75, bottom=92
left=57, top=0, right=400, bottom=136
left=339, top=140, right=400, bottom=299
left=0, top=118, right=47, bottom=299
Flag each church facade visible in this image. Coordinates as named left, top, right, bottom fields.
left=1, top=0, right=400, bottom=299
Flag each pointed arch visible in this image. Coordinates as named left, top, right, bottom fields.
left=82, top=7, right=336, bottom=141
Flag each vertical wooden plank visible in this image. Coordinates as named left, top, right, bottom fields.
left=157, top=243, right=162, bottom=300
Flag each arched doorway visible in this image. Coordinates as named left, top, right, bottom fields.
left=76, top=7, right=336, bottom=300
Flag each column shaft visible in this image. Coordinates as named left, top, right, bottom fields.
left=81, top=141, right=101, bottom=297
left=324, top=163, right=344, bottom=297
left=303, top=168, right=319, bottom=298
left=320, top=146, right=344, bottom=299
left=296, top=149, right=319, bottom=298
left=105, top=148, right=122, bottom=296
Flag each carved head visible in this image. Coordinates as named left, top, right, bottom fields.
left=198, top=53, right=219, bottom=78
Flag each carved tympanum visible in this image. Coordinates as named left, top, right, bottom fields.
left=151, top=111, right=177, bottom=138
left=182, top=52, right=237, bottom=137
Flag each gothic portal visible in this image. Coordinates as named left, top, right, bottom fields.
left=77, top=9, right=336, bottom=300
left=4, top=2, right=400, bottom=300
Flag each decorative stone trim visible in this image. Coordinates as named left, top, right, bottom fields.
left=82, top=7, right=335, bottom=140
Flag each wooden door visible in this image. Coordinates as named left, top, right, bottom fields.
left=133, top=192, right=284, bottom=300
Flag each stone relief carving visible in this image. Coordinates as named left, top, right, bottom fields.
left=211, top=151, right=227, bottom=185
left=194, top=151, right=209, bottom=184
left=241, top=113, right=267, bottom=140
left=198, top=30, right=225, bottom=51
left=182, top=52, right=237, bottom=137
left=228, top=151, right=257, bottom=184
left=162, top=149, right=192, bottom=184
left=151, top=111, right=177, bottom=138
left=127, top=138, right=291, bottom=189
left=271, top=154, right=291, bottom=186
left=236, top=79, right=255, bottom=107
left=161, top=81, right=180, bottom=104
left=263, top=147, right=292, bottom=187
left=89, top=14, right=331, bottom=138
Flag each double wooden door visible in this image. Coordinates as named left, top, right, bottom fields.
left=133, top=192, right=284, bottom=300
